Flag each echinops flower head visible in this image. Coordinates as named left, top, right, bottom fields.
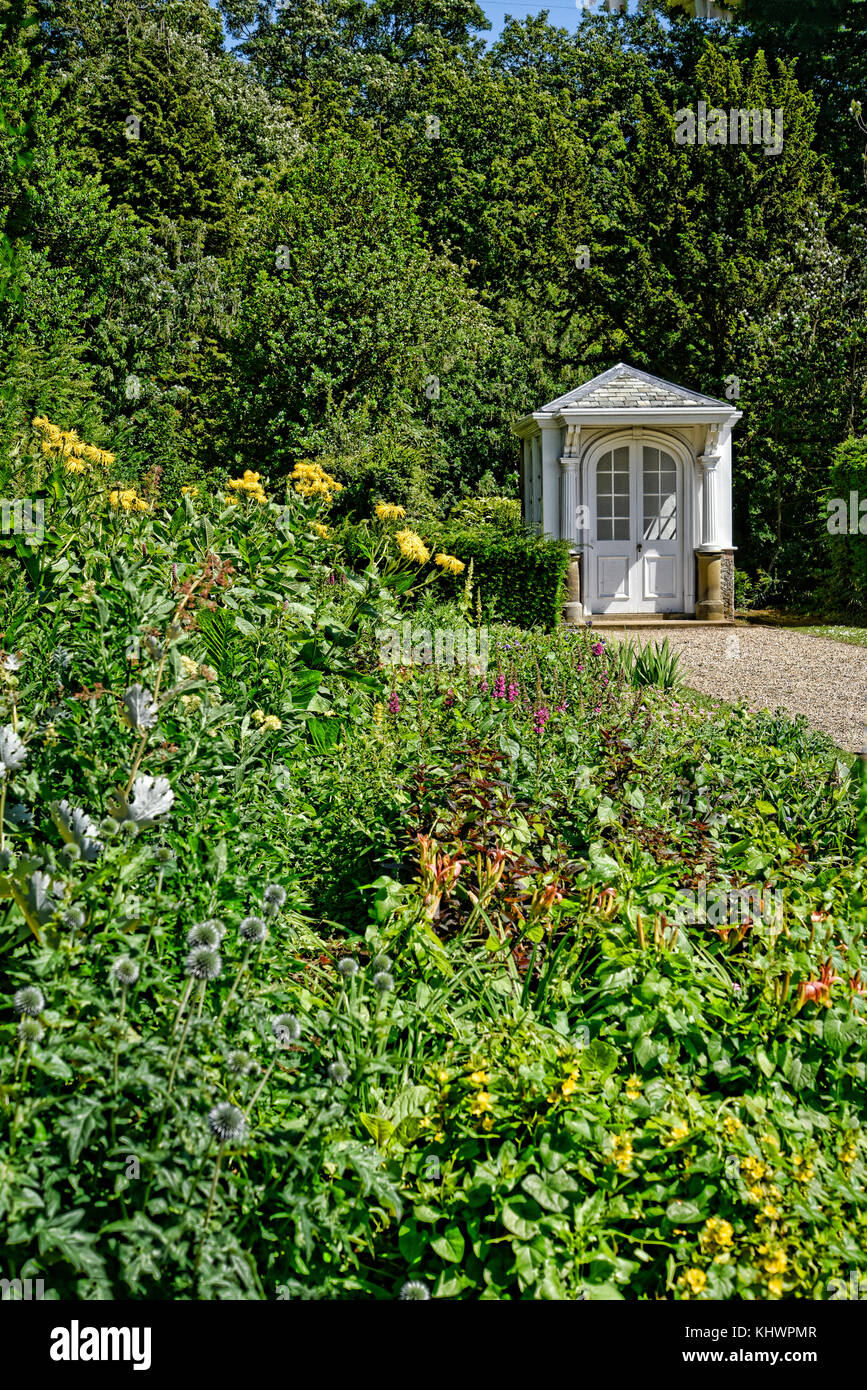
left=399, top=1281, right=431, bottom=1301
left=187, top=921, right=222, bottom=948
left=272, top=1013, right=301, bottom=1045
left=239, top=916, right=267, bottom=944
left=18, top=1016, right=44, bottom=1044
left=112, top=956, right=140, bottom=987
left=208, top=1102, right=246, bottom=1143
left=14, top=985, right=45, bottom=1016
left=185, top=947, right=222, bottom=981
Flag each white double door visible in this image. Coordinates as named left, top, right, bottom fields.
left=590, top=442, right=682, bottom=613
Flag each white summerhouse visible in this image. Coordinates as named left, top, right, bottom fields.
left=513, top=363, right=741, bottom=622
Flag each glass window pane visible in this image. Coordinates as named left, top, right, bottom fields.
left=643, top=447, right=676, bottom=540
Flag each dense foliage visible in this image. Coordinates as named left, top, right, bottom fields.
left=1, top=433, right=865, bottom=1299
left=825, top=436, right=867, bottom=615
left=1, top=0, right=866, bottom=596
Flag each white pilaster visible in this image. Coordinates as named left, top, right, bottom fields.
left=541, top=424, right=561, bottom=538
left=698, top=454, right=722, bottom=549
left=559, top=460, right=580, bottom=544
left=531, top=434, right=542, bottom=532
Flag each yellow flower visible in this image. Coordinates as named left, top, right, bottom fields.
left=668, top=1123, right=690, bottom=1144
left=225, top=493, right=240, bottom=506
left=561, top=1075, right=578, bottom=1098
left=470, top=1091, right=493, bottom=1116
left=436, top=1069, right=449, bottom=1085
left=262, top=714, right=282, bottom=731
left=680, top=1268, right=707, bottom=1296
left=482, top=1113, right=494, bottom=1131
left=372, top=702, right=383, bottom=725
left=468, top=1070, right=489, bottom=1086
left=395, top=529, right=431, bottom=565
left=624, top=1075, right=642, bottom=1100
left=374, top=502, right=406, bottom=520
left=109, top=488, right=148, bottom=512
left=760, top=1203, right=780, bottom=1221
left=767, top=1277, right=784, bottom=1297
left=291, top=460, right=342, bottom=505
left=762, top=1251, right=787, bottom=1276
left=433, top=552, right=465, bottom=575
left=180, top=694, right=202, bottom=713
left=181, top=485, right=199, bottom=497
left=63, top=458, right=88, bottom=474
left=180, top=655, right=199, bottom=679
left=700, top=1218, right=734, bottom=1256
left=741, top=1155, right=766, bottom=1181
left=722, top=1114, right=742, bottom=1138
left=312, top=521, right=331, bottom=538
left=611, top=1133, right=633, bottom=1171
left=251, top=709, right=266, bottom=724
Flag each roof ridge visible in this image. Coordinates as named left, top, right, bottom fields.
left=539, top=363, right=730, bottom=412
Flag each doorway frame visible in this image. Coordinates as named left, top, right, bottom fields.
left=581, top=428, right=695, bottom=615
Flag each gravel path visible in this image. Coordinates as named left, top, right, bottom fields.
left=606, top=626, right=867, bottom=753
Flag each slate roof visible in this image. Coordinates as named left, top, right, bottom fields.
left=540, top=363, right=731, bottom=412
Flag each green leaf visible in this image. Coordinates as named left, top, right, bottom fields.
left=665, top=1199, right=703, bottom=1223
left=359, top=1113, right=395, bottom=1148
left=430, top=1222, right=465, bottom=1263
left=308, top=716, right=341, bottom=753
left=755, top=1046, right=776, bottom=1077
left=502, top=1195, right=542, bottom=1240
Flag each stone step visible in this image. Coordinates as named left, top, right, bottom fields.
left=574, top=616, right=736, bottom=629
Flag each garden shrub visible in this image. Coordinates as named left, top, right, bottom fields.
left=420, top=522, right=571, bottom=630
left=824, top=435, right=867, bottom=614
left=447, top=495, right=524, bottom=533
left=2, top=415, right=867, bottom=1302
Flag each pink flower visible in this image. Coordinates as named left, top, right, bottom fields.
left=575, top=664, right=584, bottom=674
left=481, top=679, right=489, bottom=693
left=508, top=682, right=519, bottom=702
left=493, top=673, right=506, bottom=699
left=388, top=691, right=400, bottom=715
left=444, top=688, right=455, bottom=708
left=533, top=706, right=550, bottom=734
left=591, top=642, right=605, bottom=657
left=555, top=701, right=567, bottom=712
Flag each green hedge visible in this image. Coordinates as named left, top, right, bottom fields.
left=825, top=436, right=867, bottom=614
left=421, top=521, right=571, bottom=630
